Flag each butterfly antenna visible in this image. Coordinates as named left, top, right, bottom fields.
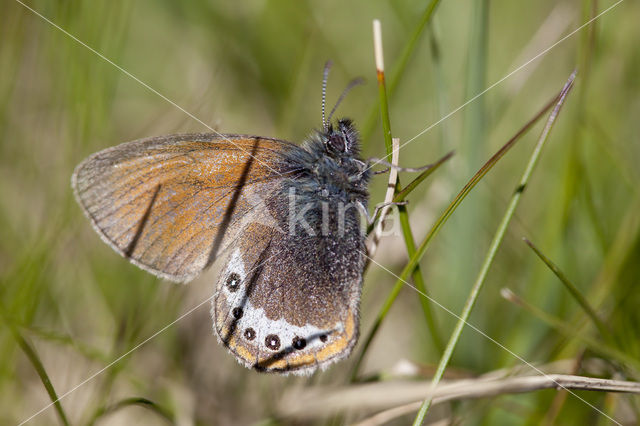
left=322, top=60, right=333, bottom=131
left=327, top=77, right=364, bottom=124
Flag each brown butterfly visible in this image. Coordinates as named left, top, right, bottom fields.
left=72, top=64, right=371, bottom=375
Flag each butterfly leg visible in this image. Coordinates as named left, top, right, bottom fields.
left=358, top=200, right=408, bottom=228
left=365, top=150, right=455, bottom=174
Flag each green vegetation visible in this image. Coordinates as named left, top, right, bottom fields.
left=1, top=0, right=638, bottom=424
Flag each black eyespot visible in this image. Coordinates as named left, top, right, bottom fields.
left=232, top=307, right=243, bottom=319
left=226, top=273, right=241, bottom=292
left=319, top=334, right=328, bottom=343
left=265, top=334, right=281, bottom=350
left=292, top=336, right=307, bottom=350
left=244, top=328, right=256, bottom=340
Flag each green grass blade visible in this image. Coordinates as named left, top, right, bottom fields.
left=395, top=204, right=445, bottom=354
left=427, top=22, right=452, bottom=153
left=413, top=72, right=576, bottom=425
left=351, top=72, right=573, bottom=382
left=87, top=397, right=174, bottom=425
left=361, top=0, right=442, bottom=144
left=1, top=312, right=70, bottom=426
left=501, top=288, right=640, bottom=371
left=24, top=325, right=112, bottom=364
left=523, top=238, right=611, bottom=341
left=365, top=150, right=454, bottom=235
left=454, top=0, right=489, bottom=296
left=361, top=21, right=443, bottom=373
left=372, top=20, right=393, bottom=156
left=392, top=151, right=454, bottom=202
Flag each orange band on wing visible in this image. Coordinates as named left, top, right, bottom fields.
left=314, top=310, right=357, bottom=363
left=254, top=309, right=358, bottom=372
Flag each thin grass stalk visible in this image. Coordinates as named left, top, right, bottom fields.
left=427, top=22, right=451, bottom=154
left=362, top=0, right=442, bottom=144
left=87, top=397, right=173, bottom=425
left=368, top=136, right=399, bottom=257
left=368, top=20, right=442, bottom=363
left=412, top=72, right=576, bottom=425
left=392, top=151, right=454, bottom=203
left=454, top=0, right=489, bottom=295
left=501, top=288, right=640, bottom=371
left=523, top=238, right=611, bottom=341
left=351, top=77, right=569, bottom=381
left=1, top=312, right=70, bottom=426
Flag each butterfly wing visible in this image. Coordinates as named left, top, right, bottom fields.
left=213, top=203, right=366, bottom=375
left=72, top=133, right=294, bottom=282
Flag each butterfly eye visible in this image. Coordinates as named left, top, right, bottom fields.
left=337, top=118, right=358, bottom=153
left=327, top=133, right=346, bottom=153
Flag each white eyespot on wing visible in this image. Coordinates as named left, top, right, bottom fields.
left=227, top=298, right=346, bottom=373
left=237, top=300, right=339, bottom=350
left=219, top=248, right=247, bottom=297
left=212, top=248, right=248, bottom=343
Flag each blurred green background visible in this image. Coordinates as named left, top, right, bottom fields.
left=1, top=0, right=639, bottom=424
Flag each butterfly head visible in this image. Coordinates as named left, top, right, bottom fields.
left=320, top=60, right=364, bottom=157
left=324, top=118, right=359, bottom=157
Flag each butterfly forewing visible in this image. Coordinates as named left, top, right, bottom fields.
left=72, top=133, right=294, bottom=282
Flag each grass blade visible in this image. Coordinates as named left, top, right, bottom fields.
left=1, top=311, right=70, bottom=426
left=365, top=20, right=443, bottom=363
left=392, top=151, right=454, bottom=202
left=523, top=238, right=611, bottom=341
left=454, top=0, right=490, bottom=295
left=501, top=288, right=640, bottom=371
left=351, top=72, right=573, bottom=382
left=87, top=397, right=174, bottom=425
left=361, top=0, right=443, bottom=144
left=412, top=71, right=576, bottom=425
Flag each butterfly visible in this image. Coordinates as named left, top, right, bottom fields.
left=72, top=63, right=372, bottom=375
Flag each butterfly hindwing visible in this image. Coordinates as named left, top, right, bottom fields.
left=213, top=206, right=366, bottom=375
left=72, top=133, right=294, bottom=282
